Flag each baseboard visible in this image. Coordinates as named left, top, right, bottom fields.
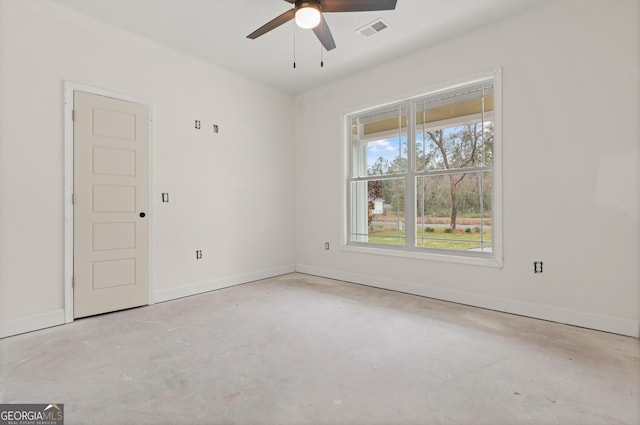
left=0, top=309, right=65, bottom=339
left=4, top=265, right=635, bottom=339
left=153, top=264, right=296, bottom=304
left=295, top=264, right=640, bottom=338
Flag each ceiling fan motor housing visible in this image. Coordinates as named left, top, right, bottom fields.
left=295, top=1, right=321, bottom=11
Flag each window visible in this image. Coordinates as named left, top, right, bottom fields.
left=347, top=73, right=501, bottom=266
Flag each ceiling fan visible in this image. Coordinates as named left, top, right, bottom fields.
left=247, top=0, right=398, bottom=51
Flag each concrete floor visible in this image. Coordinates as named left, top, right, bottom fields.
left=1, top=273, right=638, bottom=425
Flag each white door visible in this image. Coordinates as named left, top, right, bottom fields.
left=73, top=91, right=149, bottom=318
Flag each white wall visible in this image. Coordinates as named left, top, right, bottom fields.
left=0, top=0, right=295, bottom=336
left=294, top=0, right=640, bottom=336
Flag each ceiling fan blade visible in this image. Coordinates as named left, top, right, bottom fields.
left=320, top=0, right=397, bottom=13
left=312, top=14, right=336, bottom=51
left=247, top=9, right=296, bottom=39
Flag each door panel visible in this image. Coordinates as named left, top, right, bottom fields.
left=92, top=147, right=136, bottom=176
left=74, top=91, right=149, bottom=318
left=92, top=222, right=136, bottom=251
left=92, top=259, right=136, bottom=289
left=92, top=185, right=136, bottom=212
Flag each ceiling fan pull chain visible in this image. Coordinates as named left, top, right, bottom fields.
left=293, top=22, right=297, bottom=69
left=320, top=44, right=324, bottom=68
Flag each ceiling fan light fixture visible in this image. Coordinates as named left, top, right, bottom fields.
left=295, top=3, right=321, bottom=29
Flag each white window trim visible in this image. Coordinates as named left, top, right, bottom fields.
left=342, top=68, right=503, bottom=268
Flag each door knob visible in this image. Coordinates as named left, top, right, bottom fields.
left=139, top=212, right=146, bottom=218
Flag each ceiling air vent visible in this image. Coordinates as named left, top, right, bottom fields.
left=356, top=18, right=389, bottom=38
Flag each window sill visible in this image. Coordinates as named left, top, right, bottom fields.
left=343, top=244, right=503, bottom=268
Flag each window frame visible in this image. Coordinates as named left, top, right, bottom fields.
left=343, top=69, right=503, bottom=267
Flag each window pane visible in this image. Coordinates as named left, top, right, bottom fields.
left=365, top=136, right=407, bottom=176
left=415, top=172, right=492, bottom=252
left=350, top=177, right=405, bottom=245
left=349, top=180, right=369, bottom=243
left=351, top=106, right=407, bottom=177
left=416, top=86, right=493, bottom=172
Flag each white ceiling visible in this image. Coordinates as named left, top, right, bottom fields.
left=49, top=0, right=552, bottom=93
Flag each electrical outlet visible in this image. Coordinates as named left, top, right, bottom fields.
left=534, top=261, right=543, bottom=273
left=213, top=124, right=219, bottom=133
left=324, top=242, right=330, bottom=250
left=196, top=250, right=203, bottom=260
left=195, top=120, right=201, bottom=129
left=161, top=193, right=169, bottom=203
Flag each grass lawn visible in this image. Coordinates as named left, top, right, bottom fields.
left=368, top=225, right=492, bottom=250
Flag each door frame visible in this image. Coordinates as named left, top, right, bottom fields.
left=63, top=81, right=155, bottom=323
